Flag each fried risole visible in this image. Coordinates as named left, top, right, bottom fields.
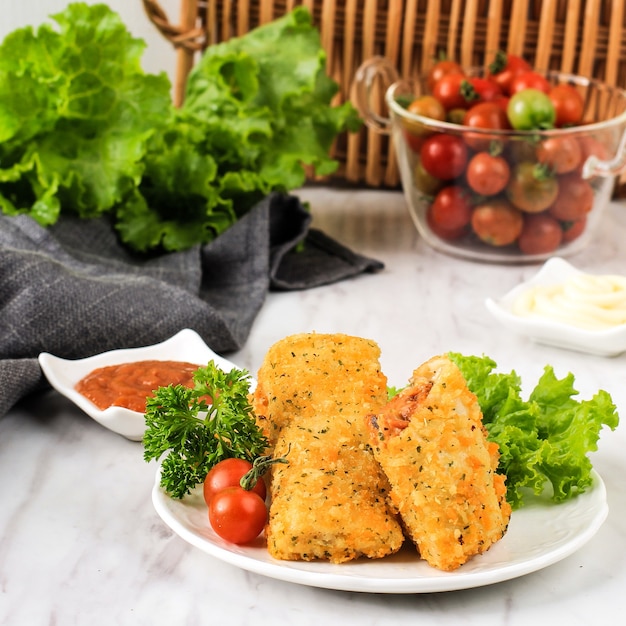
left=253, top=333, right=404, bottom=563
left=367, top=355, right=511, bottom=571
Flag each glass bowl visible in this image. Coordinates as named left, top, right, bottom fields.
left=353, top=57, right=626, bottom=264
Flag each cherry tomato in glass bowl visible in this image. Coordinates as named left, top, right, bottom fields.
left=404, top=95, right=447, bottom=139
left=536, top=136, right=582, bottom=174
left=203, top=457, right=267, bottom=506
left=547, top=174, right=594, bottom=221
left=420, top=134, right=468, bottom=180
left=507, top=89, right=556, bottom=130
left=208, top=486, right=268, bottom=545
left=509, top=71, right=551, bottom=95
left=432, top=72, right=469, bottom=111
left=549, top=84, right=585, bottom=127
left=561, top=216, right=587, bottom=243
left=517, top=213, right=563, bottom=255
left=428, top=185, right=473, bottom=231
left=413, top=158, right=445, bottom=196
left=462, top=101, right=511, bottom=150
left=427, top=59, right=465, bottom=92
left=470, top=199, right=524, bottom=246
left=507, top=162, right=559, bottom=213
left=487, top=51, right=532, bottom=95
left=466, top=152, right=510, bottom=195
left=461, top=77, right=503, bottom=104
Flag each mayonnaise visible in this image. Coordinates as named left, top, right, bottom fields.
left=512, top=272, right=626, bottom=330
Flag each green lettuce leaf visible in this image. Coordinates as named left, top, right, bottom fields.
left=116, top=6, right=360, bottom=252
left=1, top=4, right=359, bottom=252
left=0, top=2, right=172, bottom=224
left=448, top=353, right=619, bottom=509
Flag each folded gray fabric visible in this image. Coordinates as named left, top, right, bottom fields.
left=0, top=192, right=383, bottom=418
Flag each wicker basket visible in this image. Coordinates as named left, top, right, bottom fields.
left=143, top=0, right=626, bottom=194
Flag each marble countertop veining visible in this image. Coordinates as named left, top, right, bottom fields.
left=1, top=187, right=625, bottom=626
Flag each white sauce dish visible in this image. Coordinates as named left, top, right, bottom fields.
left=485, top=257, right=626, bottom=357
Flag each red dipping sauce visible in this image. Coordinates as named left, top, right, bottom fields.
left=75, top=360, right=203, bottom=413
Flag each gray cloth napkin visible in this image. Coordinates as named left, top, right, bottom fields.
left=0, top=192, right=383, bottom=418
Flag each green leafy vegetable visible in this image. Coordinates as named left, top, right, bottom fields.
left=0, top=2, right=172, bottom=225
left=0, top=3, right=361, bottom=252
left=448, top=352, right=619, bottom=509
left=143, top=361, right=268, bottom=499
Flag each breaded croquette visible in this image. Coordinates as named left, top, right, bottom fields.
left=253, top=333, right=405, bottom=563
left=366, top=355, right=511, bottom=571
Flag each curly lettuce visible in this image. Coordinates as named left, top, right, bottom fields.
left=0, top=3, right=360, bottom=252
left=0, top=2, right=171, bottom=226
left=448, top=353, right=619, bottom=509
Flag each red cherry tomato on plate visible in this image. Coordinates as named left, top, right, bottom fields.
left=203, top=458, right=267, bottom=506
left=208, top=487, right=268, bottom=545
left=420, top=134, right=468, bottom=180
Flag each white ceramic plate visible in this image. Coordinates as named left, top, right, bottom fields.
left=152, top=467, right=608, bottom=594
left=38, top=328, right=239, bottom=441
left=485, top=257, right=626, bottom=356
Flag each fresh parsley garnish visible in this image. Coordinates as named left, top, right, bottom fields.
left=143, top=361, right=268, bottom=499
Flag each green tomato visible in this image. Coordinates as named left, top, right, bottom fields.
left=507, top=89, right=556, bottom=130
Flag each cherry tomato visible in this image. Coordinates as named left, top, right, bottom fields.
left=536, top=136, right=582, bottom=174
left=561, top=216, right=587, bottom=242
left=446, top=108, right=467, bottom=124
left=461, top=77, right=503, bottom=104
left=491, top=94, right=511, bottom=113
left=404, top=95, right=447, bottom=142
left=203, top=458, right=267, bottom=506
left=427, top=207, right=468, bottom=240
left=208, top=487, right=268, bottom=544
left=549, top=84, right=585, bottom=127
left=547, top=174, right=594, bottom=221
left=507, top=89, right=556, bottom=130
left=471, top=199, right=524, bottom=246
left=420, top=134, right=468, bottom=180
left=428, top=186, right=473, bottom=231
left=462, top=102, right=511, bottom=150
left=518, top=213, right=563, bottom=255
left=488, top=51, right=532, bottom=95
left=432, top=73, right=468, bottom=111
left=509, top=71, right=551, bottom=95
left=507, top=162, right=559, bottom=212
left=413, top=158, right=445, bottom=196
left=466, top=152, right=510, bottom=196
left=427, top=59, right=465, bottom=92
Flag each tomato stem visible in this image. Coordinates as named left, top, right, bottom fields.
left=240, top=453, right=289, bottom=490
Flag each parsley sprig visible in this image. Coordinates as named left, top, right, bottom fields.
left=143, top=361, right=268, bottom=499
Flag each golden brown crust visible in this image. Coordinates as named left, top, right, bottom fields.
left=254, top=333, right=404, bottom=563
left=367, top=355, right=511, bottom=571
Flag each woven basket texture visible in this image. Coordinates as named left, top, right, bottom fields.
left=143, top=0, right=626, bottom=195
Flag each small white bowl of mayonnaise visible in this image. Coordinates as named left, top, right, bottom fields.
left=486, top=257, right=626, bottom=356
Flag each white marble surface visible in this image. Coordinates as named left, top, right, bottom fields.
left=2, top=187, right=626, bottom=625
